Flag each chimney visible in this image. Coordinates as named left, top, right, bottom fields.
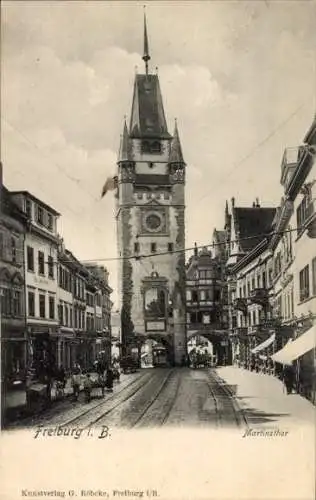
left=194, top=242, right=198, bottom=257
left=231, top=197, right=235, bottom=208
left=255, top=197, right=260, bottom=207
left=0, top=162, right=3, bottom=189
left=252, top=201, right=256, bottom=207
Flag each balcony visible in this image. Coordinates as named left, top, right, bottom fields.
left=233, top=298, right=248, bottom=314
left=231, top=327, right=248, bottom=338
left=249, top=288, right=269, bottom=306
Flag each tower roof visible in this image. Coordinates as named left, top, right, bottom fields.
left=142, top=11, right=151, bottom=75
left=118, top=120, right=131, bottom=162
left=169, top=120, right=185, bottom=164
left=129, top=74, right=171, bottom=139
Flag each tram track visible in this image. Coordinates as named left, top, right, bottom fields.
left=207, top=369, right=249, bottom=428
left=132, top=369, right=179, bottom=428
left=59, top=370, right=157, bottom=428
left=95, top=368, right=174, bottom=429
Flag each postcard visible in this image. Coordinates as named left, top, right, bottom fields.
left=1, top=1, right=315, bottom=500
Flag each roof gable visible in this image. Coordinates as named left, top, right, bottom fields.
left=234, top=207, right=276, bottom=252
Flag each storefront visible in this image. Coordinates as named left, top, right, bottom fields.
left=272, top=324, right=316, bottom=404
left=27, top=325, right=58, bottom=381
left=1, top=324, right=27, bottom=390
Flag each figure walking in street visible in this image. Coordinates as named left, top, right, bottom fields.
left=105, top=366, right=114, bottom=392
left=283, top=364, right=295, bottom=395
left=71, top=362, right=82, bottom=401
left=84, top=373, right=93, bottom=403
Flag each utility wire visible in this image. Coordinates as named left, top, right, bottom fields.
left=47, top=225, right=303, bottom=265
left=196, top=100, right=309, bottom=206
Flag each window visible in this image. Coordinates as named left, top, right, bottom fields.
left=65, top=305, right=68, bottom=326
left=200, top=290, right=206, bottom=301
left=299, top=265, right=310, bottom=302
left=134, top=242, right=140, bottom=253
left=192, top=290, right=198, bottom=302
left=168, top=243, right=174, bottom=252
left=186, top=290, right=191, bottom=301
left=312, top=257, right=316, bottom=296
left=39, top=294, right=46, bottom=318
left=164, top=192, right=170, bottom=200
left=13, top=291, right=21, bottom=316
left=47, top=213, right=53, bottom=231
left=27, top=246, right=34, bottom=272
left=58, top=303, right=64, bottom=325
left=262, top=271, right=266, bottom=289
left=49, top=296, right=55, bottom=320
left=2, top=288, right=11, bottom=316
left=0, top=233, right=3, bottom=258
left=48, top=256, right=54, bottom=278
left=151, top=242, right=157, bottom=253
left=297, top=189, right=313, bottom=236
left=25, top=199, right=32, bottom=218
left=38, top=251, right=45, bottom=275
left=11, top=238, right=17, bottom=263
left=137, top=192, right=143, bottom=200
left=37, top=206, right=44, bottom=225
left=69, top=307, right=73, bottom=327
left=28, top=291, right=35, bottom=317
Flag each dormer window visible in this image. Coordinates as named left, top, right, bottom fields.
left=47, top=213, right=53, bottom=231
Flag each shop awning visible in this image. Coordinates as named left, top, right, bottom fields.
left=271, top=325, right=316, bottom=365
left=251, top=333, right=275, bottom=354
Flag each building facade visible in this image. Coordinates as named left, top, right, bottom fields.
left=10, top=191, right=60, bottom=381
left=116, top=18, right=186, bottom=365
left=186, top=245, right=230, bottom=365
left=225, top=198, right=277, bottom=368
left=0, top=173, right=27, bottom=400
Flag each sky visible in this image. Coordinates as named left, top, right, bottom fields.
left=2, top=0, right=316, bottom=307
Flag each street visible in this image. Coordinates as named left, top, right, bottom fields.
left=6, top=368, right=248, bottom=430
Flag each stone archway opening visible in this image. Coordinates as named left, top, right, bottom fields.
left=187, top=334, right=215, bottom=367
left=140, top=336, right=173, bottom=368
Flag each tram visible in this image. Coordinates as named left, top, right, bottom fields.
left=153, top=345, right=168, bottom=367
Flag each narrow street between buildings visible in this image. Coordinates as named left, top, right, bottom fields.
left=5, top=366, right=314, bottom=431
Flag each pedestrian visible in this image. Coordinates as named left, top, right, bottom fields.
left=105, top=366, right=114, bottom=392
left=84, top=373, right=93, bottom=403
left=71, top=363, right=82, bottom=401
left=283, top=364, right=295, bottom=395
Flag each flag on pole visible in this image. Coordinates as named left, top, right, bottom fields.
left=101, top=176, right=118, bottom=198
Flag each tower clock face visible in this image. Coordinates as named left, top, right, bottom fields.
left=143, top=211, right=163, bottom=233
left=146, top=213, right=161, bottom=231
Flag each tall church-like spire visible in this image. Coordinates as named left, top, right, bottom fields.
left=169, top=119, right=185, bottom=164
left=142, top=9, right=151, bottom=75
left=118, top=119, right=131, bottom=162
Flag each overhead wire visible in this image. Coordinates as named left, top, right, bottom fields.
left=195, top=99, right=310, bottom=206
left=48, top=225, right=304, bottom=265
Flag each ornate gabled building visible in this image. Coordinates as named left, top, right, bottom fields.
left=1, top=165, right=28, bottom=408
left=186, top=245, right=230, bottom=365
left=116, top=15, right=186, bottom=365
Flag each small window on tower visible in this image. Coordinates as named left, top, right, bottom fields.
left=168, top=243, right=173, bottom=252
left=134, top=242, right=140, bottom=253
left=164, top=192, right=170, bottom=200
left=151, top=243, right=157, bottom=253
left=147, top=192, right=151, bottom=200
left=137, top=192, right=143, bottom=199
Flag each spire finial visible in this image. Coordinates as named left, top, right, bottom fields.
left=143, top=7, right=151, bottom=75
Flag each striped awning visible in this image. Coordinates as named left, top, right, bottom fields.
left=271, top=325, right=316, bottom=365
left=251, top=333, right=275, bottom=354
